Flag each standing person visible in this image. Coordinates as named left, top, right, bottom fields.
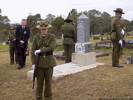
left=15, top=19, right=30, bottom=69
left=31, top=22, right=57, bottom=100
left=111, top=8, right=125, bottom=68
left=7, top=25, right=17, bottom=65
left=62, top=16, right=76, bottom=63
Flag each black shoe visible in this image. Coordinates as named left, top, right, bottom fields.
left=23, top=65, right=26, bottom=68
left=17, top=64, right=23, bottom=70
left=36, top=96, right=42, bottom=100
left=18, top=67, right=24, bottom=70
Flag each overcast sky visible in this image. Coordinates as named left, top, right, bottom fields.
left=0, top=0, right=133, bottom=23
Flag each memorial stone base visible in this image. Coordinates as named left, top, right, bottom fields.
left=72, top=52, right=96, bottom=66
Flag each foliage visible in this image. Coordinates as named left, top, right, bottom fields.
left=50, top=16, right=64, bottom=38
left=0, top=9, right=10, bottom=42
left=27, top=14, right=41, bottom=41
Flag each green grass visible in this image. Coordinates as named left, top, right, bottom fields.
left=55, top=45, right=63, bottom=51
left=0, top=44, right=8, bottom=51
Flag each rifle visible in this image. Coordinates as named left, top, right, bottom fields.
left=32, top=54, right=40, bottom=89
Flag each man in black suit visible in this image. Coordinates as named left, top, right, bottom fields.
left=15, top=19, right=30, bottom=69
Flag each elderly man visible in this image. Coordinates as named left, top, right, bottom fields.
left=15, top=19, right=30, bottom=69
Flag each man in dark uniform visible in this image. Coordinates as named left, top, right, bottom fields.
left=15, top=19, right=30, bottom=69
left=7, top=25, right=17, bottom=65
left=31, top=22, right=57, bottom=100
left=111, top=8, right=125, bottom=68
left=62, top=16, right=76, bottom=63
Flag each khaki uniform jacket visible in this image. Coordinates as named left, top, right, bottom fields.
left=8, top=32, right=16, bottom=47
left=62, top=23, right=76, bottom=45
left=111, top=17, right=125, bottom=41
left=31, top=34, right=57, bottom=68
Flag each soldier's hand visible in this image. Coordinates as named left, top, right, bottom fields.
left=34, top=50, right=41, bottom=55
left=13, top=39, right=16, bottom=41
left=121, top=29, right=125, bottom=35
left=20, top=40, right=24, bottom=44
left=32, top=64, right=35, bottom=70
left=119, top=40, right=123, bottom=47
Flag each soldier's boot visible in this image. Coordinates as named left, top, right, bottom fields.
left=67, top=45, right=73, bottom=63
left=36, top=96, right=42, bottom=100
left=44, top=96, right=52, bottom=100
left=10, top=56, right=14, bottom=65
left=112, top=52, right=115, bottom=66
left=65, top=52, right=71, bottom=63
left=112, top=56, right=119, bottom=67
left=10, top=62, right=14, bottom=65
left=113, top=52, right=123, bottom=68
left=65, top=58, right=70, bottom=63
left=65, top=52, right=69, bottom=63
left=10, top=60, right=14, bottom=65
left=112, top=44, right=119, bottom=67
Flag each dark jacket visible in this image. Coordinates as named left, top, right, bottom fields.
left=15, top=25, right=30, bottom=47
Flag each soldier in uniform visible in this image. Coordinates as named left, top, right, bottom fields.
left=15, top=19, right=30, bottom=69
left=31, top=22, right=57, bottom=100
left=7, top=25, right=17, bottom=65
left=62, top=16, right=76, bottom=63
left=111, top=8, right=125, bottom=68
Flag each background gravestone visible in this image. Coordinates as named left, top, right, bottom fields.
left=75, top=14, right=92, bottom=53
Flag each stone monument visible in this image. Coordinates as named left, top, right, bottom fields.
left=72, top=14, right=96, bottom=66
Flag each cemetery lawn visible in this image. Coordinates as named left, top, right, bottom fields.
left=0, top=48, right=133, bottom=100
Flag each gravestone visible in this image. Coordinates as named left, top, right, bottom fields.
left=72, top=14, right=96, bottom=66
left=77, top=14, right=90, bottom=42
left=75, top=14, right=92, bottom=53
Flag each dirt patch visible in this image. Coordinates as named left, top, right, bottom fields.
left=0, top=52, right=133, bottom=100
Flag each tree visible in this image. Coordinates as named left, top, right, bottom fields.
left=81, top=10, right=111, bottom=35
left=0, top=9, right=10, bottom=42
left=45, top=14, right=55, bottom=24
left=101, top=12, right=111, bottom=33
left=27, top=14, right=42, bottom=41
left=0, top=9, right=1, bottom=15
left=69, top=9, right=78, bottom=24
left=124, top=19, right=133, bottom=32
left=51, top=16, right=64, bottom=38
left=87, top=9, right=102, bottom=34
